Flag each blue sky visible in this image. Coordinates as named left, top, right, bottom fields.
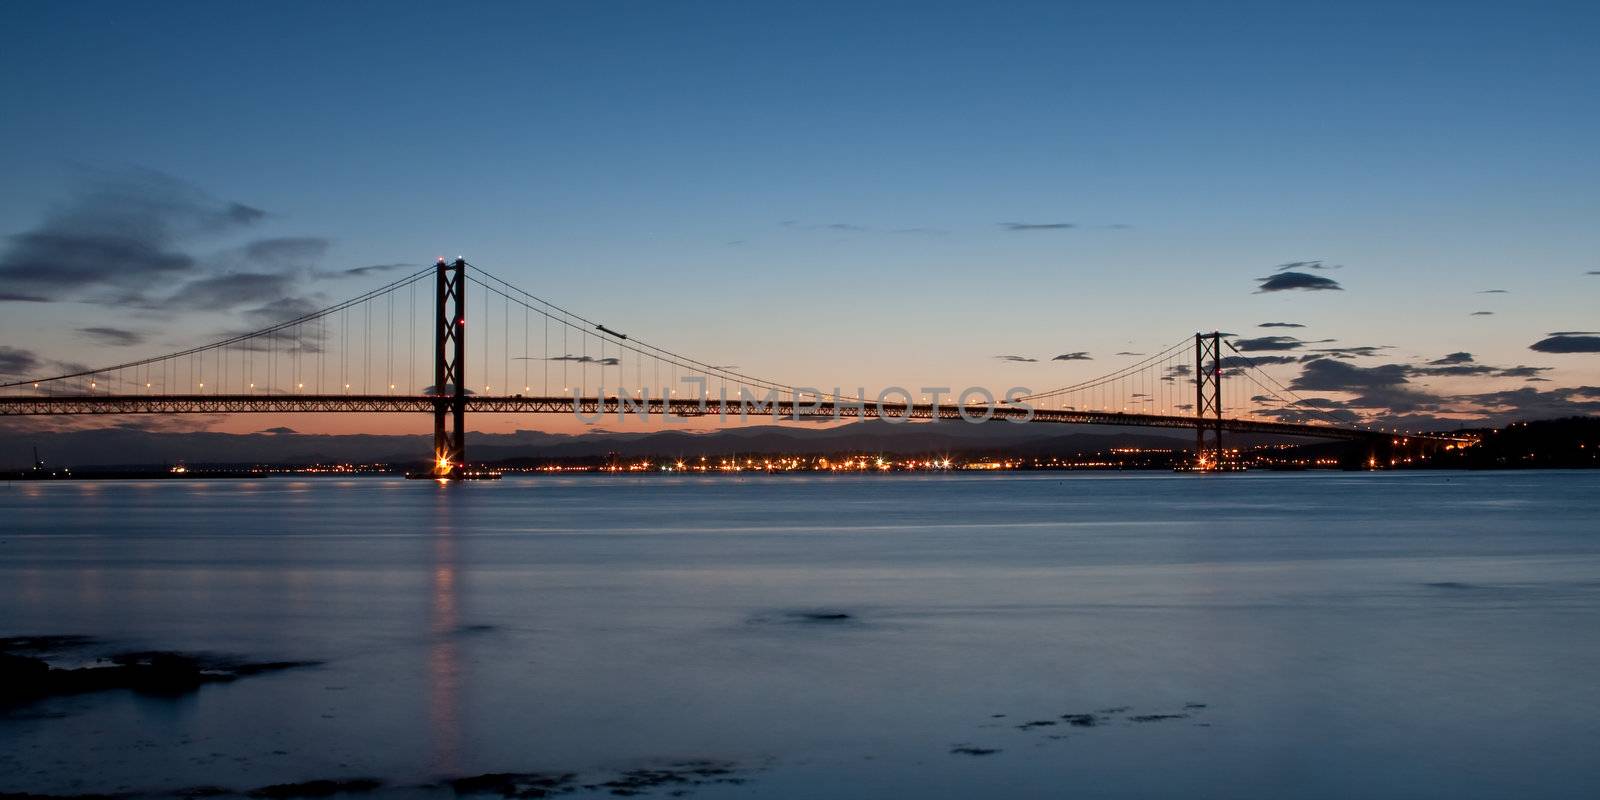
left=1, top=1, right=1596, bottom=432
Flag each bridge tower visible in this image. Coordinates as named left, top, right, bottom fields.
left=433, top=258, right=467, bottom=476
left=1194, top=331, right=1224, bottom=469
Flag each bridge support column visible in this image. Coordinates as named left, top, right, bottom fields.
left=433, top=258, right=467, bottom=476
left=1194, top=332, right=1224, bottom=469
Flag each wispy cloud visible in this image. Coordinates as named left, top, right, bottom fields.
left=1000, top=222, right=1075, bottom=231
left=1476, top=289, right=1509, bottom=294
left=1453, top=385, right=1600, bottom=418
left=1232, top=335, right=1308, bottom=351
left=1275, top=260, right=1340, bottom=271
left=1470, top=311, right=1494, bottom=316
left=780, top=220, right=943, bottom=235
left=532, top=355, right=621, bottom=365
left=76, top=326, right=145, bottom=347
left=1289, top=360, right=1409, bottom=391
left=1258, top=321, right=1305, bottom=328
left=994, top=355, right=1039, bottom=363
left=318, top=262, right=414, bottom=279
left=1052, top=352, right=1092, bottom=361
left=0, top=168, right=376, bottom=324
left=1289, top=358, right=1438, bottom=413
left=0, top=167, right=263, bottom=304
left=0, top=346, right=43, bottom=375
left=167, top=272, right=299, bottom=310
left=1306, top=345, right=1388, bottom=359
left=1220, top=354, right=1298, bottom=367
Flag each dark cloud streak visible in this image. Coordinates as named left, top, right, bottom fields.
left=1255, top=271, right=1343, bottom=293
left=1530, top=334, right=1600, bottom=354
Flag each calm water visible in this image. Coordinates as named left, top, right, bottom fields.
left=3, top=471, right=1599, bottom=798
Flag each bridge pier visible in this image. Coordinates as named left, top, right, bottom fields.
left=433, top=258, right=467, bottom=476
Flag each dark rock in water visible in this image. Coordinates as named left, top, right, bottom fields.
left=793, top=612, right=852, bottom=622
left=1128, top=714, right=1188, bottom=723
left=446, top=772, right=577, bottom=798
left=597, top=761, right=746, bottom=795
left=1, top=652, right=51, bottom=682
left=747, top=609, right=859, bottom=626
left=0, top=642, right=321, bottom=708
left=949, top=746, right=1000, bottom=756
left=246, top=778, right=382, bottom=798
left=1060, top=713, right=1101, bottom=727
left=168, top=786, right=235, bottom=798
left=1183, top=703, right=1208, bottom=710
left=448, top=761, right=751, bottom=798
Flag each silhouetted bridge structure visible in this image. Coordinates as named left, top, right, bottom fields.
left=1, top=259, right=1455, bottom=474
left=0, top=394, right=1382, bottom=441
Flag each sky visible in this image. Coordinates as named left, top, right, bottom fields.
left=0, top=0, right=1596, bottom=435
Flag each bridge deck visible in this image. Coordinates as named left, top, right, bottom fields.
left=0, top=394, right=1430, bottom=442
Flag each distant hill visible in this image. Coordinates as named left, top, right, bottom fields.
left=2, top=419, right=1213, bottom=469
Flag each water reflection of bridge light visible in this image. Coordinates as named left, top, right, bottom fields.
left=428, top=515, right=463, bottom=774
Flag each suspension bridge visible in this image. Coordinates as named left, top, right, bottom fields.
left=0, top=258, right=1450, bottom=476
